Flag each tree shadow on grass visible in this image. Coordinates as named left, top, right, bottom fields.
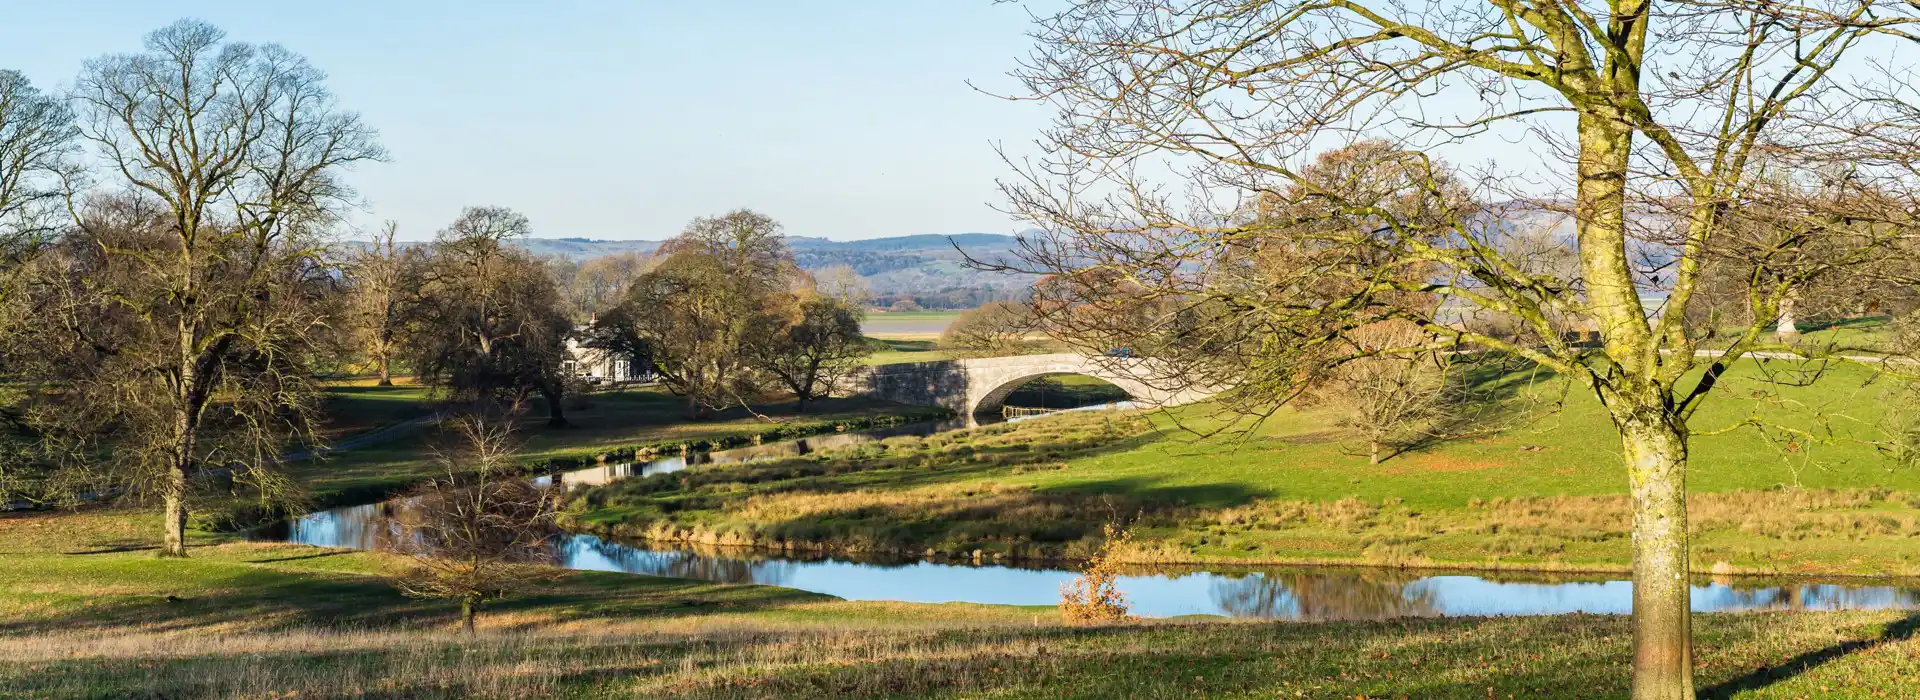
left=1697, top=612, right=1920, bottom=700
left=62, top=542, right=160, bottom=555
left=1793, top=315, right=1891, bottom=333
left=487, top=569, right=835, bottom=627
left=1373, top=355, right=1569, bottom=463
left=244, top=550, right=353, bottom=564
left=0, top=564, right=435, bottom=636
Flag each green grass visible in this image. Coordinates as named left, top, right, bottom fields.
left=5, top=511, right=1919, bottom=698
left=291, top=385, right=944, bottom=507
left=862, top=338, right=958, bottom=365
left=314, top=380, right=435, bottom=439
left=1747, top=314, right=1901, bottom=353
left=5, top=356, right=1920, bottom=696
left=566, top=359, right=1920, bottom=575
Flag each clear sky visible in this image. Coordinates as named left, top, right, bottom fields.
left=0, top=2, right=1051, bottom=241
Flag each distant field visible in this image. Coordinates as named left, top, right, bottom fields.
left=863, top=311, right=962, bottom=338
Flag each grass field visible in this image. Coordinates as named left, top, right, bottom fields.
left=6, top=357, right=1920, bottom=696
left=313, top=380, right=434, bottom=440
left=4, top=511, right=1920, bottom=698
left=1760, top=315, right=1902, bottom=353
left=290, top=385, right=945, bottom=507
left=863, top=310, right=966, bottom=322
left=567, top=359, right=1920, bottom=576
left=862, top=338, right=960, bottom=365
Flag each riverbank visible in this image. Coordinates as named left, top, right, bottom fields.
left=191, top=387, right=950, bottom=530
left=3, top=527, right=1916, bottom=700
left=5, top=491, right=1918, bottom=696
left=562, top=360, right=1920, bottom=577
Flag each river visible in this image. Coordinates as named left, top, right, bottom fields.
left=256, top=412, right=1920, bottom=620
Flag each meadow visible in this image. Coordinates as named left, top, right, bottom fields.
left=5, top=357, right=1920, bottom=697
left=2, top=510, right=1918, bottom=698
left=565, top=358, right=1920, bottom=576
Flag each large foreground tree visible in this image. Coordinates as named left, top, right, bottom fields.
left=55, top=20, right=381, bottom=556
left=1001, top=2, right=1920, bottom=696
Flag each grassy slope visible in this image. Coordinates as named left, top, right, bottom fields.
left=4, top=512, right=1919, bottom=698
left=568, top=359, right=1920, bottom=575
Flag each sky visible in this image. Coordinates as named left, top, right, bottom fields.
left=0, top=2, right=1052, bottom=241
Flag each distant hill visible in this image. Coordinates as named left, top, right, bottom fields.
left=513, top=233, right=1038, bottom=310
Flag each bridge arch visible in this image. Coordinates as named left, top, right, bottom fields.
left=967, top=370, right=1154, bottom=417
left=849, top=352, right=1215, bottom=417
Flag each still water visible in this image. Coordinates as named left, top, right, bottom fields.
left=261, top=414, right=1920, bottom=620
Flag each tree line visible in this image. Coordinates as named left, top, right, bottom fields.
left=0, top=20, right=869, bottom=557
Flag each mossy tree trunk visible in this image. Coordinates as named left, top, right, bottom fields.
left=460, top=596, right=477, bottom=635
left=1617, top=409, right=1694, bottom=699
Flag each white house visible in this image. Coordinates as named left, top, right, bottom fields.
left=563, top=330, right=644, bottom=383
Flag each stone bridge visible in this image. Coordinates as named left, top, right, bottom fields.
left=850, top=353, right=1214, bottom=417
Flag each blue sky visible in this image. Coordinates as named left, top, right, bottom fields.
left=0, top=2, right=1050, bottom=240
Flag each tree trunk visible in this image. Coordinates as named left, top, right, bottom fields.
left=1776, top=293, right=1800, bottom=344
left=1368, top=439, right=1381, bottom=465
left=377, top=356, right=393, bottom=386
left=161, top=397, right=197, bottom=558
left=795, top=394, right=810, bottom=414
left=542, top=382, right=569, bottom=428
left=460, top=597, right=476, bottom=635
left=1620, top=411, right=1694, bottom=699
left=160, top=463, right=189, bottom=558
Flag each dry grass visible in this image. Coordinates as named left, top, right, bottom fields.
left=5, top=611, right=1920, bottom=698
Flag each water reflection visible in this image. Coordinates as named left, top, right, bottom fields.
left=260, top=419, right=1920, bottom=621
left=1210, top=571, right=1438, bottom=620
left=534, top=417, right=978, bottom=491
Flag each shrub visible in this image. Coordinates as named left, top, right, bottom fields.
left=1060, top=523, right=1133, bottom=624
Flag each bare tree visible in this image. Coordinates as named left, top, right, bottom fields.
left=58, top=20, right=382, bottom=556
left=0, top=70, right=79, bottom=500
left=597, top=209, right=795, bottom=417
left=746, top=291, right=871, bottom=412
left=389, top=398, right=558, bottom=633
left=566, top=251, right=650, bottom=320
left=998, top=3, right=1920, bottom=695
left=813, top=263, right=872, bottom=308
left=940, top=300, right=1033, bottom=357
left=1307, top=324, right=1459, bottom=465
left=403, top=207, right=574, bottom=427
left=346, top=222, right=411, bottom=385
left=0, top=69, right=77, bottom=306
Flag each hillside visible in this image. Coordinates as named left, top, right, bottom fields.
left=515, top=232, right=1039, bottom=309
